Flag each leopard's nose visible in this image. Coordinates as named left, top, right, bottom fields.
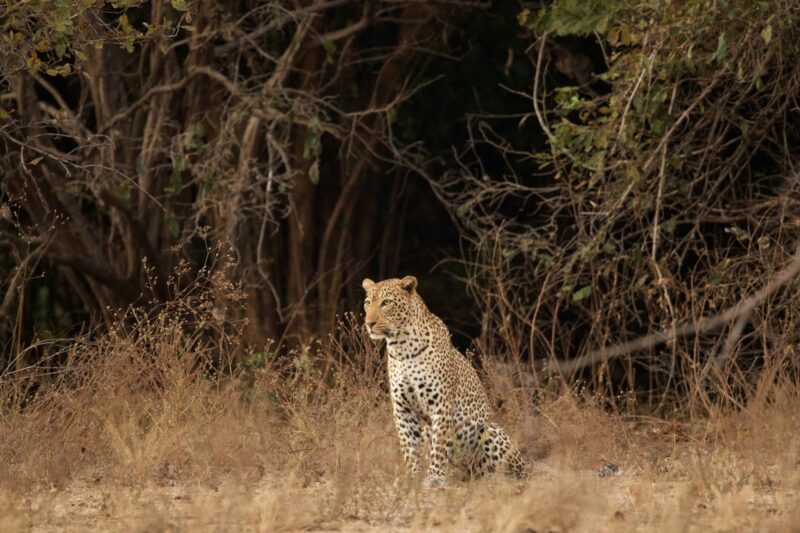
left=366, top=319, right=376, bottom=328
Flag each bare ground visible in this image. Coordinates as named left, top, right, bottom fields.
left=6, top=433, right=799, bottom=532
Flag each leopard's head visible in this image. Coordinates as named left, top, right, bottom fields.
left=361, top=276, right=419, bottom=341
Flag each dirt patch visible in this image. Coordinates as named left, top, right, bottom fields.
left=6, top=449, right=798, bottom=532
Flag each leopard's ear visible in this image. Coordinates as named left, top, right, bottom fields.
left=362, top=278, right=375, bottom=291
left=400, top=275, right=417, bottom=294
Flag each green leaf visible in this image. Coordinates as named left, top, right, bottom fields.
left=594, top=13, right=610, bottom=34
left=308, top=160, right=319, bottom=185
left=183, top=123, right=205, bottom=150
left=168, top=153, right=185, bottom=193
left=117, top=181, right=131, bottom=201
left=169, top=167, right=183, bottom=194
left=715, top=32, right=727, bottom=63
left=517, top=8, right=531, bottom=27
left=45, top=64, right=71, bottom=77
left=572, top=285, right=592, bottom=302
left=29, top=156, right=43, bottom=166
left=321, top=39, right=336, bottom=61
left=171, top=0, right=189, bottom=11
left=761, top=24, right=772, bottom=45
left=167, top=218, right=180, bottom=239
left=303, top=124, right=320, bottom=160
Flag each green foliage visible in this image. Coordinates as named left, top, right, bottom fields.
left=2, top=0, right=185, bottom=76
left=528, top=0, right=800, bottom=189
left=303, top=120, right=322, bottom=184
left=170, top=0, right=189, bottom=12
left=167, top=218, right=181, bottom=239
left=572, top=285, right=592, bottom=302
left=183, top=123, right=206, bottom=152
left=533, top=0, right=621, bottom=36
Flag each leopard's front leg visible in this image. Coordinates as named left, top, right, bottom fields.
left=391, top=393, right=424, bottom=475
left=425, top=412, right=452, bottom=487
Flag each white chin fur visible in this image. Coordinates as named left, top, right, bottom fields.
left=369, top=332, right=386, bottom=341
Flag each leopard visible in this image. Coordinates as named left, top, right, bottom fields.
left=362, top=275, right=526, bottom=487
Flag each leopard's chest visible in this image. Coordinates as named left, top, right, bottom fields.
left=388, top=354, right=446, bottom=418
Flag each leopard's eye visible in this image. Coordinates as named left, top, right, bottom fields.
left=364, top=299, right=371, bottom=307
left=380, top=299, right=391, bottom=307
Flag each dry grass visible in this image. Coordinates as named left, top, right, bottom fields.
left=1, top=307, right=798, bottom=532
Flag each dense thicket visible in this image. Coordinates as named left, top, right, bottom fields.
left=1, top=0, right=482, bottom=346
left=2, top=0, right=799, bottom=408
left=457, top=1, right=800, bottom=407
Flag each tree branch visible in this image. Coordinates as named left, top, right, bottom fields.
left=543, top=243, right=800, bottom=375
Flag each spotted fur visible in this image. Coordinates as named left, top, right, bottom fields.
left=362, top=276, right=526, bottom=486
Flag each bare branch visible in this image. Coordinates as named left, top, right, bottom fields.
left=545, top=243, right=800, bottom=375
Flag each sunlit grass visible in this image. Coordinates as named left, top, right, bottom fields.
left=1, top=309, right=798, bottom=531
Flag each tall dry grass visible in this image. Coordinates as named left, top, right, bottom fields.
left=1, top=287, right=798, bottom=531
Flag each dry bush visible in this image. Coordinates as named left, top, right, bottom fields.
left=0, top=283, right=408, bottom=526
left=425, top=0, right=800, bottom=415
left=0, top=0, right=454, bottom=350
left=1, top=277, right=798, bottom=530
